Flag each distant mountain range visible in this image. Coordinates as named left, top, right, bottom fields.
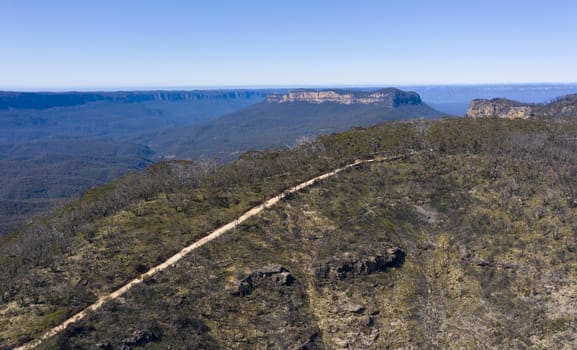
left=0, top=90, right=271, bottom=110
left=0, top=87, right=441, bottom=235
left=0, top=90, right=267, bottom=235
left=0, top=90, right=270, bottom=144
left=140, top=88, right=442, bottom=161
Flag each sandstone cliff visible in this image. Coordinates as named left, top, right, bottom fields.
left=0, top=90, right=268, bottom=110
left=267, top=88, right=423, bottom=107
left=466, top=98, right=532, bottom=119
left=467, top=94, right=577, bottom=119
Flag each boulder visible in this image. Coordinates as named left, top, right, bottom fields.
left=90, top=343, right=112, bottom=350
left=310, top=246, right=405, bottom=281
left=121, top=329, right=160, bottom=349
left=232, top=265, right=295, bottom=297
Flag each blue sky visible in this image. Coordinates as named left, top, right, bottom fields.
left=1, top=0, right=576, bottom=89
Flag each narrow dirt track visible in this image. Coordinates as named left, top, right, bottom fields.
left=15, top=152, right=415, bottom=350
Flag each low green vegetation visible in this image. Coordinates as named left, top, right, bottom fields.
left=3, top=117, right=577, bottom=348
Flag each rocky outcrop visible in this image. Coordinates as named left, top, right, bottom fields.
left=232, top=264, right=295, bottom=297
left=466, top=94, right=577, bottom=119
left=267, top=88, right=423, bottom=107
left=310, top=246, right=405, bottom=281
left=466, top=98, right=532, bottom=119
left=120, top=329, right=161, bottom=349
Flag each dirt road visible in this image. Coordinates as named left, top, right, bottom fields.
left=15, top=152, right=414, bottom=350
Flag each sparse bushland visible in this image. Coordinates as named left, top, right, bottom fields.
left=3, top=117, right=577, bottom=349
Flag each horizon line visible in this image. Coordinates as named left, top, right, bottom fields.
left=0, top=82, right=577, bottom=92
left=2, top=82, right=577, bottom=93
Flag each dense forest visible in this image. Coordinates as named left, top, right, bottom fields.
left=2, top=116, right=577, bottom=349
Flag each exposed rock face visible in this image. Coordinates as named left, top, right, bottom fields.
left=90, top=343, right=112, bottom=350
left=310, top=246, right=405, bottom=281
left=267, top=88, right=423, bottom=107
left=466, top=98, right=532, bottom=119
left=120, top=329, right=160, bottom=349
left=232, top=264, right=295, bottom=297
left=466, top=94, right=577, bottom=119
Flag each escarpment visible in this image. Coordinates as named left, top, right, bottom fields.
left=467, top=93, right=577, bottom=119
left=267, top=88, right=423, bottom=107
left=0, top=90, right=268, bottom=110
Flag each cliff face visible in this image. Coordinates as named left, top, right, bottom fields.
left=267, top=88, right=423, bottom=107
left=0, top=90, right=268, bottom=110
left=467, top=94, right=577, bottom=119
left=467, top=98, right=532, bottom=119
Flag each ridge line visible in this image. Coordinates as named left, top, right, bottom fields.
left=15, top=151, right=418, bottom=350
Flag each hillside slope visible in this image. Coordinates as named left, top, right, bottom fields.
left=3, top=117, right=577, bottom=349
left=0, top=139, right=153, bottom=236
